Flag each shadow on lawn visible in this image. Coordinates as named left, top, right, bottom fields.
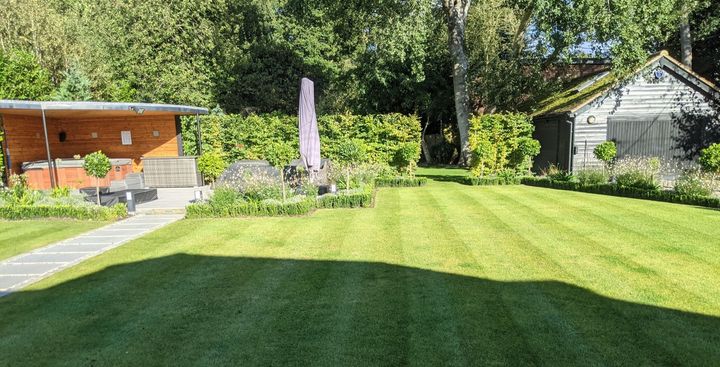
left=0, top=255, right=717, bottom=366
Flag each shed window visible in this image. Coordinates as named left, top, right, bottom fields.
left=121, top=131, right=132, bottom=145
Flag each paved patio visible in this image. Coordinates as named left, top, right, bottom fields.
left=136, top=186, right=211, bottom=213
left=0, top=214, right=183, bottom=296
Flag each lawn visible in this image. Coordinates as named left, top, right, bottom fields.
left=1, top=168, right=719, bottom=366
left=0, top=220, right=107, bottom=261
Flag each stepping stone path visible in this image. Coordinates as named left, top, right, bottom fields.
left=0, top=214, right=183, bottom=297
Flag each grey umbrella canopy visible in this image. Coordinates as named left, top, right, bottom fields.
left=298, top=78, right=321, bottom=171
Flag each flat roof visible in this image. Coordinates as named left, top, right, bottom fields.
left=0, top=100, right=208, bottom=118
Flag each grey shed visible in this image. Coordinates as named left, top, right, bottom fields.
left=531, top=51, right=720, bottom=173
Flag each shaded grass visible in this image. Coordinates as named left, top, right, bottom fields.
left=0, top=220, right=107, bottom=261
left=0, top=171, right=719, bottom=366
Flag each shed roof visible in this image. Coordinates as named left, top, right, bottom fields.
left=0, top=100, right=208, bottom=118
left=531, top=51, right=720, bottom=118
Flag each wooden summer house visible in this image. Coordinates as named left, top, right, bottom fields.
left=0, top=101, right=208, bottom=189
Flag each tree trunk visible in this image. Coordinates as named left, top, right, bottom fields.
left=96, top=177, right=100, bottom=205
left=679, top=13, right=693, bottom=68
left=345, top=167, right=351, bottom=194
left=444, top=0, right=472, bottom=166
left=420, top=117, right=433, bottom=165
left=513, top=7, right=533, bottom=56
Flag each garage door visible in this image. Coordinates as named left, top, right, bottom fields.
left=607, top=115, right=682, bottom=161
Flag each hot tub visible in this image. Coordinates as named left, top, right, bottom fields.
left=22, top=158, right=133, bottom=190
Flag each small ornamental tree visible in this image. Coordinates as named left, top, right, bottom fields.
left=594, top=141, right=617, bottom=168
left=83, top=151, right=111, bottom=205
left=336, top=139, right=367, bottom=193
left=699, top=143, right=720, bottom=173
left=264, top=142, right=296, bottom=201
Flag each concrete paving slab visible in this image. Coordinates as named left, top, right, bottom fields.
left=66, top=235, right=126, bottom=244
left=14, top=252, right=90, bottom=264
left=36, top=243, right=110, bottom=253
left=0, top=276, right=31, bottom=290
left=62, top=237, right=115, bottom=245
left=89, top=229, right=150, bottom=237
left=0, top=263, right=60, bottom=275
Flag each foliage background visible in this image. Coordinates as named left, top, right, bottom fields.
left=180, top=113, right=421, bottom=170
left=467, top=113, right=540, bottom=176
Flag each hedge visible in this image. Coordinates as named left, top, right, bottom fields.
left=374, top=177, right=428, bottom=187
left=187, top=186, right=377, bottom=218
left=0, top=204, right=128, bottom=220
left=462, top=176, right=524, bottom=186
left=181, top=113, right=421, bottom=169
left=186, top=197, right=317, bottom=218
left=316, top=185, right=375, bottom=209
left=521, top=177, right=720, bottom=208
left=468, top=113, right=540, bottom=176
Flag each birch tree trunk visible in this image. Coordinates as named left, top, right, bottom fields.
left=679, top=12, right=693, bottom=68
left=443, top=0, right=472, bottom=166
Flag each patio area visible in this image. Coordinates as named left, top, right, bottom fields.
left=136, top=186, right=211, bottom=213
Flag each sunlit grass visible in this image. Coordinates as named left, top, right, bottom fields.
left=1, top=169, right=719, bottom=366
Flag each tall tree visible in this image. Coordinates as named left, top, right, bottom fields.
left=52, top=65, right=93, bottom=101
left=679, top=12, right=693, bottom=67
left=443, top=0, right=472, bottom=165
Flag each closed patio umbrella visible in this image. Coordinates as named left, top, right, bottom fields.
left=298, top=78, right=321, bottom=171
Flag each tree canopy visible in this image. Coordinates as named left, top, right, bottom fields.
left=0, top=0, right=718, bottom=158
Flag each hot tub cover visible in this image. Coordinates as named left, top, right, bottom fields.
left=22, top=158, right=132, bottom=170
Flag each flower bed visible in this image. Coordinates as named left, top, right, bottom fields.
left=0, top=176, right=128, bottom=220
left=521, top=177, right=720, bottom=209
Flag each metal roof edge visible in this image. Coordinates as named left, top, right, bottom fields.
left=0, top=100, right=209, bottom=115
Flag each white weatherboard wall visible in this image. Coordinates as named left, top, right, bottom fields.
left=572, top=61, right=713, bottom=170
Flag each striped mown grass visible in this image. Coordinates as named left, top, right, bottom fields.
left=0, top=220, right=107, bottom=261
left=0, top=168, right=718, bottom=366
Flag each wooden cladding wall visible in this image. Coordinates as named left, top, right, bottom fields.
left=2, top=114, right=180, bottom=174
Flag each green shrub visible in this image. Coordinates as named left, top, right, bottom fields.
left=575, top=169, right=609, bottom=185
left=316, top=184, right=375, bottom=208
left=543, top=164, right=573, bottom=182
left=1, top=174, right=41, bottom=206
left=594, top=141, right=617, bottom=166
left=0, top=203, right=127, bottom=220
left=50, top=186, right=71, bottom=199
left=392, top=142, right=421, bottom=175
left=197, top=151, right=228, bottom=184
left=463, top=175, right=523, bottom=186
left=375, top=177, right=428, bottom=187
left=699, top=143, right=720, bottom=173
left=181, top=113, right=421, bottom=172
left=468, top=113, right=540, bottom=177
left=471, top=140, right=494, bottom=176
left=186, top=196, right=316, bottom=218
left=674, top=170, right=716, bottom=197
